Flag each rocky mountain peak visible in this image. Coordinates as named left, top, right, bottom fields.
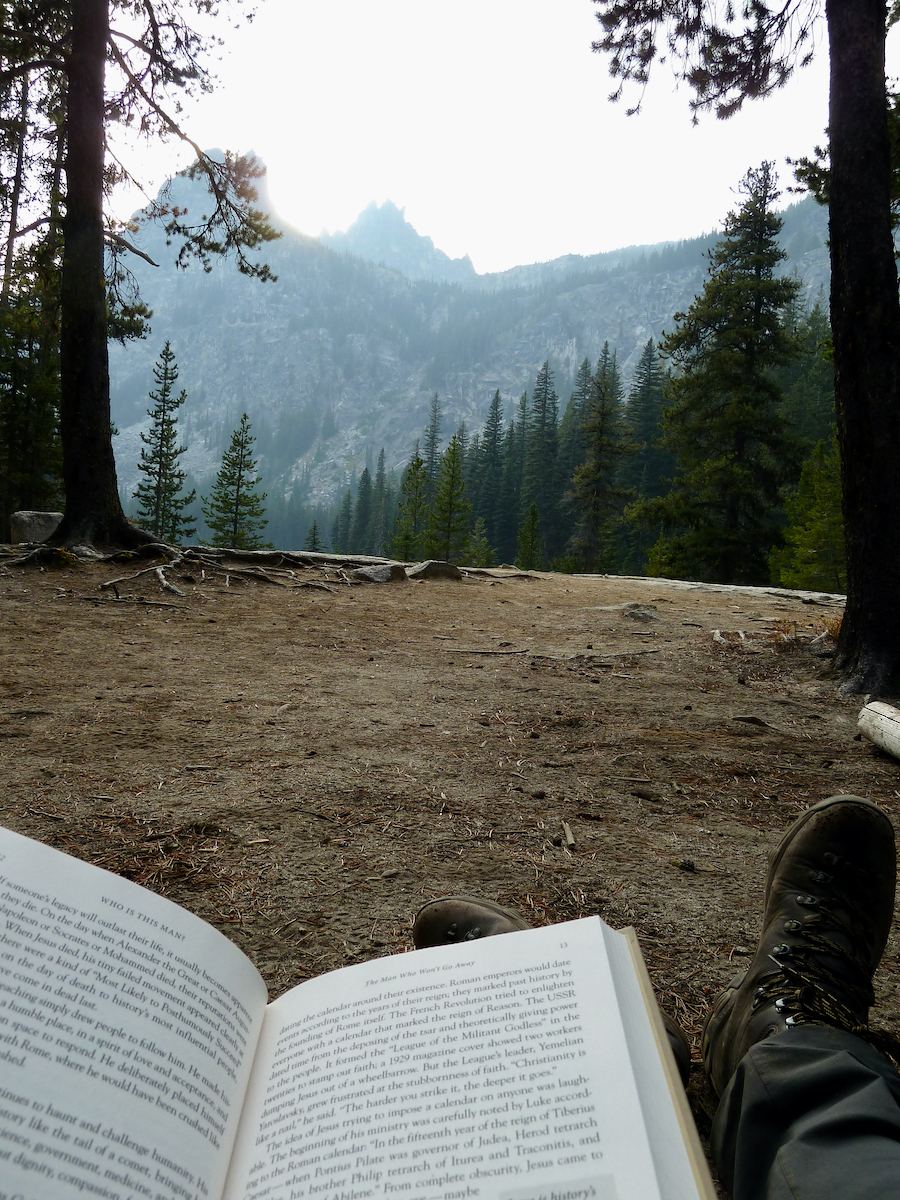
left=320, top=199, right=477, bottom=284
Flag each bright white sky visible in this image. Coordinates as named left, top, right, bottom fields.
left=113, top=0, right=868, bottom=275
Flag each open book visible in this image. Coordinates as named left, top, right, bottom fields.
left=0, top=825, right=715, bottom=1200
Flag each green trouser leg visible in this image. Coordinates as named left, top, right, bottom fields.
left=712, top=1027, right=900, bottom=1200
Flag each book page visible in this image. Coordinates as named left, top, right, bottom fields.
left=0, top=826, right=269, bottom=1200
left=224, top=916, right=692, bottom=1200
left=603, top=928, right=716, bottom=1200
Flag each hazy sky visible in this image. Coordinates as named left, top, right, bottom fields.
left=114, top=0, right=877, bottom=275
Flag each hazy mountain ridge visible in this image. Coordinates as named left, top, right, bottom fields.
left=110, top=169, right=829, bottom=508
left=320, top=200, right=477, bottom=284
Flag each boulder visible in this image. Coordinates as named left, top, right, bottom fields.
left=9, top=511, right=63, bottom=544
left=351, top=563, right=408, bottom=583
left=623, top=604, right=658, bottom=621
left=406, top=560, right=463, bottom=581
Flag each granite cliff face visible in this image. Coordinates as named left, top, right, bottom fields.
left=109, top=172, right=828, bottom=506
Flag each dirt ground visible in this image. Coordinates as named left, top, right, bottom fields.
left=2, top=548, right=898, bottom=1171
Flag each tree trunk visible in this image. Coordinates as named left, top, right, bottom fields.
left=828, top=0, right=900, bottom=694
left=54, top=0, right=150, bottom=549
left=2, top=75, right=30, bottom=299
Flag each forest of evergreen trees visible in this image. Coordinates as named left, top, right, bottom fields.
left=312, top=169, right=842, bottom=584
left=3, top=155, right=842, bottom=587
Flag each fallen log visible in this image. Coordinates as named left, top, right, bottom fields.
left=858, top=701, right=900, bottom=761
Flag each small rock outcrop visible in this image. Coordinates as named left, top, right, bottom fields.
left=351, top=563, right=408, bottom=583
left=9, top=511, right=63, bottom=543
left=407, top=560, right=463, bottom=581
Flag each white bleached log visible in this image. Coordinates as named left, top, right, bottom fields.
left=858, top=701, right=900, bottom=761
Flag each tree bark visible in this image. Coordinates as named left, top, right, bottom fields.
left=2, top=75, right=30, bottom=299
left=54, top=0, right=150, bottom=549
left=828, top=0, right=900, bottom=694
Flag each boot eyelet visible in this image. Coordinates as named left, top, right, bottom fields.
left=808, top=870, right=833, bottom=885
left=772, top=943, right=792, bottom=958
left=783, top=919, right=804, bottom=933
left=796, top=895, right=820, bottom=907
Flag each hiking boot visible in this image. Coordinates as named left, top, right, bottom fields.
left=412, top=895, right=531, bottom=946
left=702, top=794, right=897, bottom=1097
left=413, top=895, right=692, bottom=1086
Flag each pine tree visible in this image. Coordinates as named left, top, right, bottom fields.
left=201, top=414, right=269, bottom=549
left=366, top=449, right=388, bottom=553
left=463, top=430, right=481, bottom=507
left=777, top=300, right=835, bottom=453
left=520, top=362, right=561, bottom=555
left=620, top=341, right=673, bottom=499
left=350, top=467, right=372, bottom=552
left=304, top=520, right=324, bottom=552
left=769, top=434, right=846, bottom=591
left=558, top=357, right=592, bottom=494
left=133, top=342, right=196, bottom=542
left=388, top=452, right=429, bottom=561
left=476, top=389, right=505, bottom=549
left=516, top=503, right=544, bottom=570
left=496, top=396, right=528, bottom=562
left=569, top=346, right=636, bottom=573
left=422, top=392, right=443, bottom=504
left=469, top=517, right=494, bottom=568
left=631, top=164, right=802, bottom=584
left=618, top=340, right=674, bottom=572
left=335, top=488, right=353, bottom=554
left=425, top=435, right=471, bottom=562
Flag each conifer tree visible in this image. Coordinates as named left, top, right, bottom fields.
left=388, top=452, right=429, bottom=561
left=304, top=520, right=324, bottom=552
left=496, top=396, right=528, bottom=562
left=631, top=164, right=802, bottom=584
left=558, top=357, right=592, bottom=494
left=777, top=301, right=835, bottom=453
left=202, top=414, right=269, bottom=549
left=366, top=449, right=388, bottom=553
left=463, top=431, right=481, bottom=507
left=569, top=346, right=635, bottom=572
left=516, top=503, right=544, bottom=570
left=469, top=518, right=494, bottom=568
left=618, top=340, right=674, bottom=572
left=334, top=489, right=353, bottom=554
left=477, top=389, right=505, bottom=549
left=133, top=342, right=196, bottom=542
left=422, top=393, right=443, bottom=504
left=425, top=435, right=471, bottom=562
left=350, top=467, right=372, bottom=552
left=619, top=341, right=672, bottom=499
left=520, top=362, right=561, bottom=555
left=769, top=434, right=846, bottom=591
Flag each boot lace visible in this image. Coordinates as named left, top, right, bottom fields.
left=751, top=891, right=875, bottom=1037
left=750, top=887, right=900, bottom=1068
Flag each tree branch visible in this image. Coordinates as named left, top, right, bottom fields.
left=104, top=231, right=159, bottom=267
